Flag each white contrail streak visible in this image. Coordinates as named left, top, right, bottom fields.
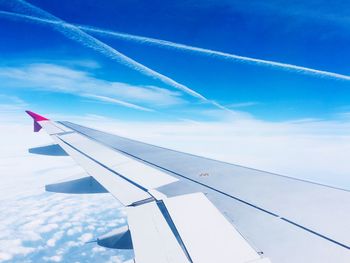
left=80, top=27, right=350, bottom=82
left=0, top=3, right=216, bottom=107
left=2, top=10, right=349, bottom=83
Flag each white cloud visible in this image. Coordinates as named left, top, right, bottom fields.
left=46, top=238, right=56, bottom=247
left=0, top=239, right=35, bottom=259
left=0, top=94, right=26, bottom=105
left=92, top=246, right=106, bottom=253
left=44, top=255, right=62, bottom=262
left=65, top=241, right=80, bottom=248
left=0, top=252, right=12, bottom=261
left=67, top=226, right=83, bottom=236
left=82, top=94, right=153, bottom=112
left=107, top=255, right=127, bottom=263
left=227, top=101, right=260, bottom=108
left=0, top=122, right=128, bottom=262
left=0, top=94, right=28, bottom=119
left=78, top=233, right=93, bottom=243
left=46, top=231, right=64, bottom=247
left=0, top=63, right=186, bottom=109
left=22, top=231, right=41, bottom=242
left=40, top=224, right=59, bottom=233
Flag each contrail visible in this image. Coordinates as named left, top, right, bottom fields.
left=2, top=10, right=350, bottom=83
left=0, top=2, right=224, bottom=110
left=80, top=27, right=350, bottom=82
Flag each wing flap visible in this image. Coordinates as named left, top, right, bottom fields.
left=126, top=201, right=190, bottom=263
left=127, top=193, right=270, bottom=263
left=163, top=193, right=269, bottom=263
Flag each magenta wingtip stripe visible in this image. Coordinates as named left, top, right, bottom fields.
left=25, top=110, right=49, bottom=121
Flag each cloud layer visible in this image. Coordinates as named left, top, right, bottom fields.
left=0, top=123, right=133, bottom=262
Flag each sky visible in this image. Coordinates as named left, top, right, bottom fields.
left=0, top=0, right=350, bottom=120
left=1, top=0, right=350, bottom=262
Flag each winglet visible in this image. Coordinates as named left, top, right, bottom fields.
left=25, top=110, right=49, bottom=132
left=25, top=110, right=49, bottom=121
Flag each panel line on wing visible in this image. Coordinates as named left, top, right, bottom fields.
left=156, top=200, right=193, bottom=263
left=280, top=217, right=350, bottom=250
left=57, top=136, right=149, bottom=192
left=126, top=201, right=190, bottom=263
left=57, top=132, right=178, bottom=190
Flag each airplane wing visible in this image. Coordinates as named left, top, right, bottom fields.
left=26, top=111, right=350, bottom=263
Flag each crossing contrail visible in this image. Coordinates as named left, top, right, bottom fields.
left=0, top=2, right=227, bottom=111
left=2, top=9, right=350, bottom=83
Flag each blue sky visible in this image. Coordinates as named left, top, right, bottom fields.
left=0, top=0, right=350, bottom=122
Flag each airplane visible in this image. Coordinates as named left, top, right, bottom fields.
left=25, top=110, right=350, bottom=263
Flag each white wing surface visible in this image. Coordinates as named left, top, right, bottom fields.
left=26, top=110, right=350, bottom=263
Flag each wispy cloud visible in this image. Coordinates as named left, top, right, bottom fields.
left=1, top=10, right=350, bottom=83
left=82, top=94, right=153, bottom=112
left=0, top=94, right=26, bottom=105
left=0, top=63, right=186, bottom=111
left=0, top=3, right=226, bottom=111
left=0, top=94, right=28, bottom=115
left=227, top=102, right=260, bottom=108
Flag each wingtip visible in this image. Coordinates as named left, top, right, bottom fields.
left=25, top=110, right=49, bottom=121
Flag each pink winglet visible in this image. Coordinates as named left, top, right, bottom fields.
left=25, top=110, right=49, bottom=121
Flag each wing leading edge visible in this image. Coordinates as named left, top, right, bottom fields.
left=26, top=111, right=350, bottom=263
